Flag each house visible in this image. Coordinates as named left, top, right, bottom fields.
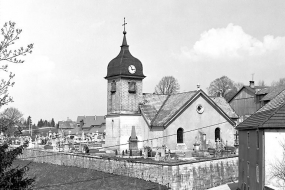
left=229, top=82, right=285, bottom=122
left=236, top=87, right=285, bottom=190
left=104, top=27, right=238, bottom=152
left=259, top=85, right=285, bottom=106
left=76, top=116, right=106, bottom=134
left=228, top=81, right=268, bottom=120
left=58, top=118, right=77, bottom=135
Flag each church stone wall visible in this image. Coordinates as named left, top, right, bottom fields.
left=120, top=79, right=142, bottom=113
left=107, top=78, right=143, bottom=114
left=20, top=149, right=238, bottom=190
left=164, top=96, right=236, bottom=150
left=107, top=78, right=121, bottom=114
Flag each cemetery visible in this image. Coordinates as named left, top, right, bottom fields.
left=1, top=127, right=239, bottom=189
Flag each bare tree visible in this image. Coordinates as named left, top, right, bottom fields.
left=0, top=107, right=23, bottom=133
left=208, top=76, right=234, bottom=96
left=235, top=82, right=244, bottom=91
left=0, top=21, right=33, bottom=107
left=272, top=78, right=285, bottom=87
left=258, top=80, right=267, bottom=87
left=269, top=139, right=285, bottom=188
left=155, top=76, right=180, bottom=95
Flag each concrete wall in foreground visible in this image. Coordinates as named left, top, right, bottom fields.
left=20, top=149, right=238, bottom=190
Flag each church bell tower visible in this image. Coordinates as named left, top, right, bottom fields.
left=104, top=18, right=146, bottom=151
left=105, top=18, right=146, bottom=115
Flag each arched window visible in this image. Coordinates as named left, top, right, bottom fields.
left=215, top=127, right=220, bottom=142
left=177, top=128, right=184, bottom=143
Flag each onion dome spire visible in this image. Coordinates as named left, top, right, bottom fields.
left=105, top=18, right=145, bottom=79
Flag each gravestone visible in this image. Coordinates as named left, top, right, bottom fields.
left=154, top=150, right=160, bottom=161
left=144, top=148, right=148, bottom=158
left=161, top=147, right=166, bottom=158
left=176, top=143, right=187, bottom=151
left=129, top=126, right=138, bottom=151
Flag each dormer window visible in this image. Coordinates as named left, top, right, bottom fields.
left=111, top=80, right=116, bottom=93
left=128, top=81, right=136, bottom=93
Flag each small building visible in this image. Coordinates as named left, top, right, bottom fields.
left=76, top=115, right=106, bottom=134
left=229, top=82, right=285, bottom=122
left=236, top=87, right=285, bottom=190
left=58, top=118, right=77, bottom=135
left=228, top=81, right=268, bottom=120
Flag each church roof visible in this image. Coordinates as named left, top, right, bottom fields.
left=139, top=94, right=168, bottom=125
left=140, top=90, right=236, bottom=128
left=105, top=31, right=145, bottom=79
left=237, top=88, right=285, bottom=130
left=210, top=97, right=239, bottom=119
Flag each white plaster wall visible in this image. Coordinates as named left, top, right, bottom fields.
left=104, top=116, right=121, bottom=149
left=164, top=96, right=236, bottom=150
left=118, top=115, right=149, bottom=151
left=265, top=130, right=285, bottom=190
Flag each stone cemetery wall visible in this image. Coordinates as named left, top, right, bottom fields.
left=19, top=149, right=238, bottom=190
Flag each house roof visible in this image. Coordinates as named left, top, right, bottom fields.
left=76, top=116, right=105, bottom=128
left=88, top=125, right=106, bottom=133
left=228, top=85, right=268, bottom=103
left=261, top=85, right=285, bottom=101
left=58, top=120, right=76, bottom=129
left=236, top=88, right=285, bottom=130
left=140, top=90, right=236, bottom=128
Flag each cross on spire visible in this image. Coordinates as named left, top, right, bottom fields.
left=122, top=17, right=127, bottom=34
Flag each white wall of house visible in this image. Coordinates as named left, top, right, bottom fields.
left=265, top=129, right=285, bottom=190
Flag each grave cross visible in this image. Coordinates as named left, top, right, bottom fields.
left=122, top=17, right=127, bottom=33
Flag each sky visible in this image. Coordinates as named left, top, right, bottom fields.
left=1, top=0, right=285, bottom=123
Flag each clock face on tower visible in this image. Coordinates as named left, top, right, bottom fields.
left=128, top=65, right=136, bottom=74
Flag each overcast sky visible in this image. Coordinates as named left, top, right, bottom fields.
left=1, top=0, right=285, bottom=123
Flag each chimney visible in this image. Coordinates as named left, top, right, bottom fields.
left=94, top=115, right=97, bottom=120
left=249, top=81, right=255, bottom=88
left=197, top=84, right=200, bottom=90
left=216, top=91, right=221, bottom=97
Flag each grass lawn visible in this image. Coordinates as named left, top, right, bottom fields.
left=14, top=159, right=168, bottom=190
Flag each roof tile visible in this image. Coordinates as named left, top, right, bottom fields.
left=237, top=88, right=285, bottom=130
left=210, top=97, right=238, bottom=118
left=76, top=116, right=105, bottom=128
left=152, top=91, right=197, bottom=127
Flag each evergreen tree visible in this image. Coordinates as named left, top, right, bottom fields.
left=0, top=21, right=34, bottom=189
left=0, top=143, right=35, bottom=189
left=44, top=120, right=48, bottom=127
left=51, top=118, right=55, bottom=127
left=26, top=116, right=32, bottom=128
left=39, top=119, right=43, bottom=128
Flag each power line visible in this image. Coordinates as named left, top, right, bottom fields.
left=19, top=120, right=228, bottom=160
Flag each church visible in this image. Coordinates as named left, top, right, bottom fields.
left=104, top=25, right=238, bottom=152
